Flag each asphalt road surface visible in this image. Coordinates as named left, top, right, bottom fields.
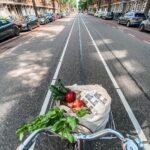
left=0, top=13, right=150, bottom=150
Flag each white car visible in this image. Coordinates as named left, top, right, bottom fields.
left=139, top=17, right=150, bottom=31
left=94, top=11, right=99, bottom=17
left=98, top=11, right=105, bottom=18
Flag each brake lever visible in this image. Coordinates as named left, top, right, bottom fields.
left=122, top=134, right=144, bottom=150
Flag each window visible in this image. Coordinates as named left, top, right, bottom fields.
left=135, top=13, right=145, bottom=18
left=127, top=12, right=134, bottom=17
left=28, top=16, right=36, bottom=21
left=124, top=13, right=128, bottom=17
left=0, top=19, right=10, bottom=27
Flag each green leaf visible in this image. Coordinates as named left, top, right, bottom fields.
left=52, top=118, right=66, bottom=132
left=16, top=106, right=78, bottom=143
left=19, top=132, right=24, bottom=141
left=64, top=129, right=74, bottom=143
left=66, top=116, right=78, bottom=130
left=76, top=107, right=90, bottom=118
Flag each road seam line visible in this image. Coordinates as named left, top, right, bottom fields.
left=39, top=17, right=76, bottom=115
left=81, top=17, right=150, bottom=150
left=78, top=16, right=86, bottom=84
left=144, top=40, right=150, bottom=45
left=119, top=29, right=123, bottom=32
left=128, top=33, right=136, bottom=38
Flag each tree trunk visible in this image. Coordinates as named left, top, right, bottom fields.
left=32, top=0, right=38, bottom=17
left=87, top=0, right=89, bottom=11
left=52, top=0, right=55, bottom=13
left=122, top=2, right=126, bottom=13
left=98, top=0, right=101, bottom=10
left=59, top=0, right=61, bottom=12
left=108, top=0, right=111, bottom=12
left=144, top=0, right=150, bottom=17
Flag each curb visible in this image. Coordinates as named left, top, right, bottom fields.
left=0, top=33, right=28, bottom=46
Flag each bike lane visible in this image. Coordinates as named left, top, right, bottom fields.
left=56, top=14, right=146, bottom=149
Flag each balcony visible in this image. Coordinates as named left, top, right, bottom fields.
left=0, top=0, right=53, bottom=8
left=0, top=0, right=32, bottom=4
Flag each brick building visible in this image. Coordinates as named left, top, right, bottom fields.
left=0, top=0, right=60, bottom=18
left=98, top=0, right=149, bottom=13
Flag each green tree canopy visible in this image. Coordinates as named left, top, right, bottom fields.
left=60, top=0, right=76, bottom=10
left=78, top=0, right=87, bottom=10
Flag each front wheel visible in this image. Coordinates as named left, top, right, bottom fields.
left=14, top=28, right=20, bottom=36
left=37, top=22, right=40, bottom=27
left=28, top=25, right=32, bottom=31
left=126, top=21, right=130, bottom=27
left=139, top=24, right=144, bottom=32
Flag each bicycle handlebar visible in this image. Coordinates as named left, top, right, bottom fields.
left=73, top=129, right=143, bottom=150
left=73, top=128, right=125, bottom=141
left=17, top=128, right=143, bottom=150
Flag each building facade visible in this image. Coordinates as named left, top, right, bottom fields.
left=98, top=0, right=149, bottom=13
left=0, top=0, right=59, bottom=18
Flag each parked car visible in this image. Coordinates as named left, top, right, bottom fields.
left=94, top=11, right=99, bottom=17
left=60, top=12, right=66, bottom=18
left=18, top=15, right=40, bottom=31
left=101, top=12, right=113, bottom=19
left=139, top=17, right=150, bottom=32
left=56, top=13, right=61, bottom=19
left=0, top=19, right=20, bottom=42
left=118, top=12, right=146, bottom=27
left=51, top=13, right=58, bottom=20
left=38, top=15, right=49, bottom=25
left=112, top=12, right=123, bottom=20
left=98, top=11, right=105, bottom=18
left=88, top=11, right=95, bottom=16
left=45, top=13, right=53, bottom=22
left=51, top=13, right=58, bottom=21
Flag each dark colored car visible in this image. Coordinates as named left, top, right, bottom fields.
left=118, top=12, right=146, bottom=27
left=0, top=19, right=20, bottom=42
left=139, top=17, right=150, bottom=32
left=38, top=15, right=49, bottom=25
left=56, top=13, right=61, bottom=19
left=45, top=13, right=53, bottom=22
left=18, top=15, right=40, bottom=31
left=52, top=13, right=57, bottom=21
left=113, top=12, right=123, bottom=20
left=102, top=12, right=113, bottom=20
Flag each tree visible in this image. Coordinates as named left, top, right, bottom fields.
left=32, top=0, right=38, bottom=17
left=78, top=0, right=87, bottom=10
left=52, top=0, right=56, bottom=13
left=98, top=0, right=101, bottom=9
left=60, top=0, right=76, bottom=11
left=144, top=0, right=150, bottom=17
left=107, top=0, right=111, bottom=12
